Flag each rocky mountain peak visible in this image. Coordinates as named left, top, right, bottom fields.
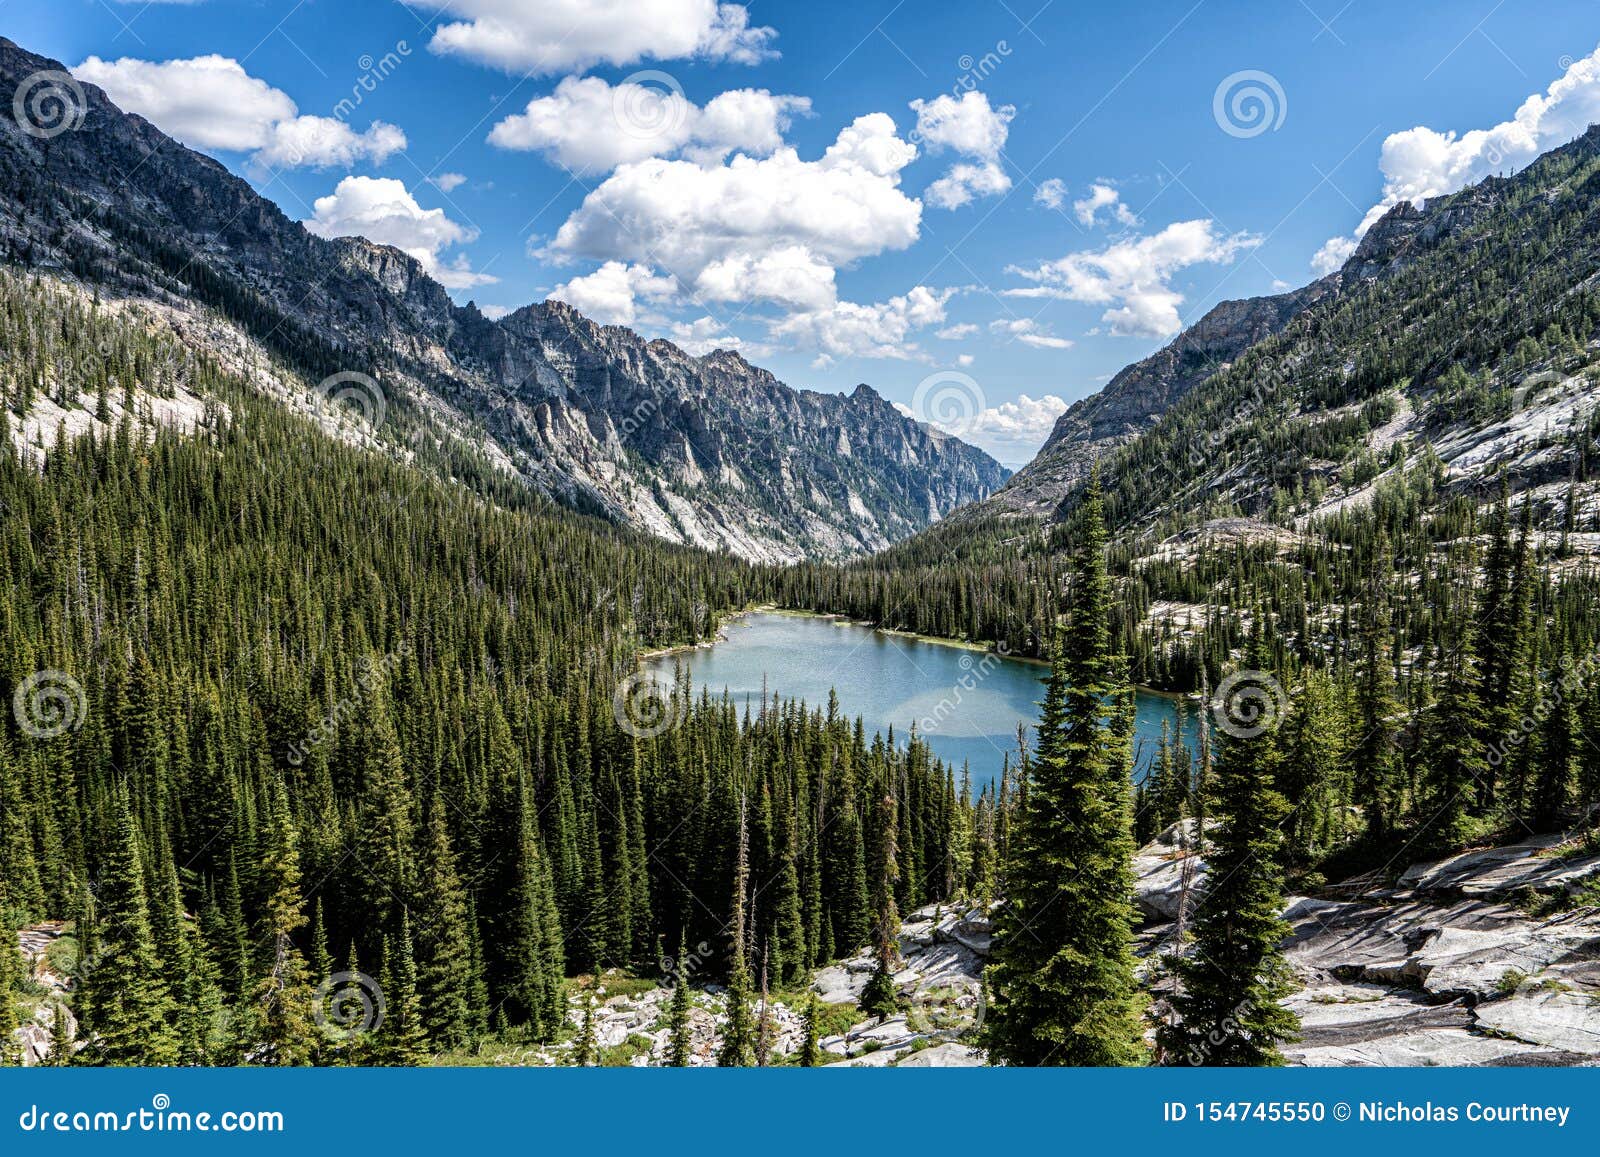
left=0, top=33, right=1005, bottom=564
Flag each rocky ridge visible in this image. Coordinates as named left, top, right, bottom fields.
left=0, top=36, right=1004, bottom=564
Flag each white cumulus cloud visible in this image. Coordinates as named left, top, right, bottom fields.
left=488, top=76, right=809, bottom=175
left=255, top=115, right=406, bottom=169
left=549, top=261, right=677, bottom=326
left=549, top=112, right=920, bottom=315
left=910, top=90, right=1015, bottom=211
left=73, top=54, right=405, bottom=170
left=966, top=393, right=1068, bottom=463
left=427, top=0, right=776, bottom=73
left=1033, top=178, right=1067, bottom=210
left=925, top=162, right=1010, bottom=211
left=1312, top=46, right=1600, bottom=271
left=303, top=176, right=494, bottom=289
left=1073, top=182, right=1136, bottom=228
left=1005, top=219, right=1259, bottom=338
left=771, top=286, right=951, bottom=365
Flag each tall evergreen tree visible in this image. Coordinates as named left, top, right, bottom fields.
left=983, top=475, right=1147, bottom=1067
left=667, top=932, right=693, bottom=1068
left=77, top=788, right=179, bottom=1065
left=250, top=786, right=315, bottom=1066
left=1157, top=660, right=1300, bottom=1066
left=859, top=790, right=901, bottom=1019
left=717, top=795, right=756, bottom=1067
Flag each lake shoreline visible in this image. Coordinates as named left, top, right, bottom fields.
left=639, top=606, right=1199, bottom=706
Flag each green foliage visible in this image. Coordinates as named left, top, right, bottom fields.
left=983, top=478, right=1148, bottom=1066
left=0, top=271, right=972, bottom=1065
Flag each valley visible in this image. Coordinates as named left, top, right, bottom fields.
left=4, top=13, right=1600, bottom=1078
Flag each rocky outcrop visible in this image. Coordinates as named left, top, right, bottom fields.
left=11, top=922, right=75, bottom=1066
left=0, top=36, right=1005, bottom=564
left=1137, top=825, right=1600, bottom=1067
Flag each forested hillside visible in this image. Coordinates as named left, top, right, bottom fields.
left=0, top=36, right=1005, bottom=566
left=0, top=271, right=984, bottom=1064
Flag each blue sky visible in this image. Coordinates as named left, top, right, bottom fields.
left=12, top=0, right=1600, bottom=465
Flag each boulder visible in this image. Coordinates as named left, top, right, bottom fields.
left=895, top=1042, right=984, bottom=1067
left=1474, top=988, right=1600, bottom=1056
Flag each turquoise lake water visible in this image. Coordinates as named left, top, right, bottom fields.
left=640, top=611, right=1198, bottom=792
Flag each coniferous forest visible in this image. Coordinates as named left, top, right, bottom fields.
left=5, top=19, right=1600, bottom=1072
left=0, top=275, right=978, bottom=1065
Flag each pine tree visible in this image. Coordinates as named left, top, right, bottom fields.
left=983, top=475, right=1147, bottom=1066
left=46, top=1001, right=73, bottom=1066
left=574, top=996, right=598, bottom=1066
left=0, top=909, right=21, bottom=1065
left=859, top=790, right=901, bottom=1020
left=1353, top=535, right=1403, bottom=840
left=1424, top=614, right=1489, bottom=851
left=378, top=913, right=429, bottom=1066
left=413, top=801, right=473, bottom=1051
left=77, top=788, right=179, bottom=1065
left=799, top=991, right=822, bottom=1068
left=1531, top=637, right=1578, bottom=830
left=1157, top=657, right=1299, bottom=1066
left=250, top=787, right=315, bottom=1066
left=717, top=794, right=756, bottom=1067
left=667, top=932, right=693, bottom=1067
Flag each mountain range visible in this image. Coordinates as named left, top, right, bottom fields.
left=7, top=31, right=1600, bottom=574
left=0, top=36, right=1004, bottom=565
